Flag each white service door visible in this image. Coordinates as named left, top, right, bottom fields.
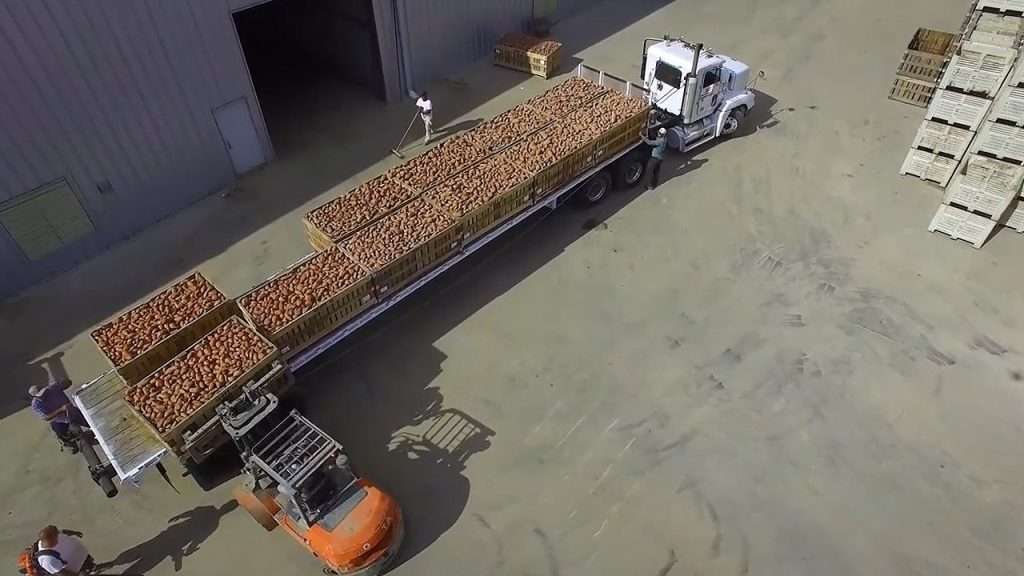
left=213, top=98, right=265, bottom=175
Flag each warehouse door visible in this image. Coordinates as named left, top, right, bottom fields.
left=214, top=98, right=265, bottom=175
left=233, top=0, right=385, bottom=155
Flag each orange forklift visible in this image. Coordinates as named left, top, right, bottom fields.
left=223, top=393, right=403, bottom=575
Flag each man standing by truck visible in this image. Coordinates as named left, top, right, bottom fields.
left=29, top=379, right=87, bottom=449
left=416, top=91, right=433, bottom=145
left=640, top=126, right=668, bottom=191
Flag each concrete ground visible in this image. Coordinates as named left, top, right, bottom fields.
left=2, top=0, right=1023, bottom=574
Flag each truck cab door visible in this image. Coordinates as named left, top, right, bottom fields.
left=695, top=67, right=723, bottom=120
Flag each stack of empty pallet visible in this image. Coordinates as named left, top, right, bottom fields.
left=889, top=28, right=958, bottom=107
left=900, top=0, right=1024, bottom=248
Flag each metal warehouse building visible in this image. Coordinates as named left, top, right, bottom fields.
left=0, top=0, right=591, bottom=298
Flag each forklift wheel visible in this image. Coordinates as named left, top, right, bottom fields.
left=233, top=485, right=280, bottom=531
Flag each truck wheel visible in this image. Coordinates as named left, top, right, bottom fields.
left=233, top=485, right=280, bottom=531
left=614, top=154, right=646, bottom=188
left=721, top=108, right=746, bottom=136
left=575, top=171, right=612, bottom=206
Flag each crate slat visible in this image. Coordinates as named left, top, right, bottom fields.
left=907, top=28, right=957, bottom=54
left=974, top=120, right=1024, bottom=163
left=899, top=149, right=961, bottom=187
left=910, top=119, right=975, bottom=158
left=939, top=41, right=1016, bottom=96
left=943, top=154, right=1024, bottom=218
left=928, top=204, right=998, bottom=248
left=991, top=84, right=1024, bottom=125
left=925, top=89, right=993, bottom=130
left=965, top=12, right=1024, bottom=47
left=889, top=77, right=937, bottom=107
left=1004, top=197, right=1024, bottom=230
left=978, top=0, right=1024, bottom=14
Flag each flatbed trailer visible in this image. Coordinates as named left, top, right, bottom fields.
left=72, top=64, right=650, bottom=487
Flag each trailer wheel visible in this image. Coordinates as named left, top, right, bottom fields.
left=614, top=153, right=646, bottom=189
left=721, top=108, right=746, bottom=136
left=575, top=171, right=612, bottom=206
left=234, top=485, right=280, bottom=531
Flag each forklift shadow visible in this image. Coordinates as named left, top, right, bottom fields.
left=295, top=343, right=492, bottom=571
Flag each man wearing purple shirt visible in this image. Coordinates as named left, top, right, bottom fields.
left=29, top=379, right=86, bottom=442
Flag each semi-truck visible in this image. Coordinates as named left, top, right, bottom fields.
left=71, top=39, right=756, bottom=574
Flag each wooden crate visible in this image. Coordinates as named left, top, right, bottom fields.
left=908, top=28, right=956, bottom=57
left=91, top=282, right=239, bottom=387
left=304, top=217, right=336, bottom=252
left=528, top=47, right=561, bottom=79
left=179, top=365, right=293, bottom=464
left=237, top=250, right=376, bottom=359
left=124, top=317, right=280, bottom=458
left=494, top=38, right=562, bottom=79
left=889, top=76, right=937, bottom=107
left=525, top=105, right=650, bottom=199
left=895, top=29, right=954, bottom=83
left=462, top=179, right=536, bottom=242
left=345, top=222, right=464, bottom=298
left=427, top=176, right=538, bottom=246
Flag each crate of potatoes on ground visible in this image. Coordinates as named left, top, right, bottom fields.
left=91, top=273, right=237, bottom=386
left=389, top=133, right=490, bottom=193
left=425, top=148, right=535, bottom=243
left=465, top=104, right=554, bottom=154
left=238, top=247, right=375, bottom=358
left=304, top=174, right=419, bottom=250
left=494, top=32, right=562, bottom=79
left=124, top=316, right=278, bottom=451
left=340, top=197, right=462, bottom=297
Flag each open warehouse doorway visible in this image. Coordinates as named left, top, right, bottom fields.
left=233, top=0, right=386, bottom=156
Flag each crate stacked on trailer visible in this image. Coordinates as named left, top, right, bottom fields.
left=90, top=272, right=237, bottom=385
left=494, top=32, right=563, bottom=79
left=237, top=247, right=376, bottom=358
left=298, top=73, right=647, bottom=311
left=123, top=316, right=280, bottom=458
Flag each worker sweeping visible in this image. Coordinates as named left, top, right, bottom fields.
left=416, top=91, right=433, bottom=144
left=640, top=126, right=668, bottom=191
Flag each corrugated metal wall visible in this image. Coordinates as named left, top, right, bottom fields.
left=0, top=0, right=271, bottom=298
left=395, top=0, right=533, bottom=91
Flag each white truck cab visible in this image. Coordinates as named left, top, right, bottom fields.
left=641, top=37, right=756, bottom=152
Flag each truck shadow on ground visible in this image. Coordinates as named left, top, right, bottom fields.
left=94, top=501, right=237, bottom=575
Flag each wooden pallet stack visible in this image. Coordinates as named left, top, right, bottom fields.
left=889, top=28, right=958, bottom=108
left=896, top=0, right=1024, bottom=247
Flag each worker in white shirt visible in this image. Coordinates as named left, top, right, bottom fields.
left=415, top=91, right=433, bottom=144
left=33, top=525, right=94, bottom=575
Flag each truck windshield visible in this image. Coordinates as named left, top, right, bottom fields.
left=654, top=61, right=682, bottom=88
